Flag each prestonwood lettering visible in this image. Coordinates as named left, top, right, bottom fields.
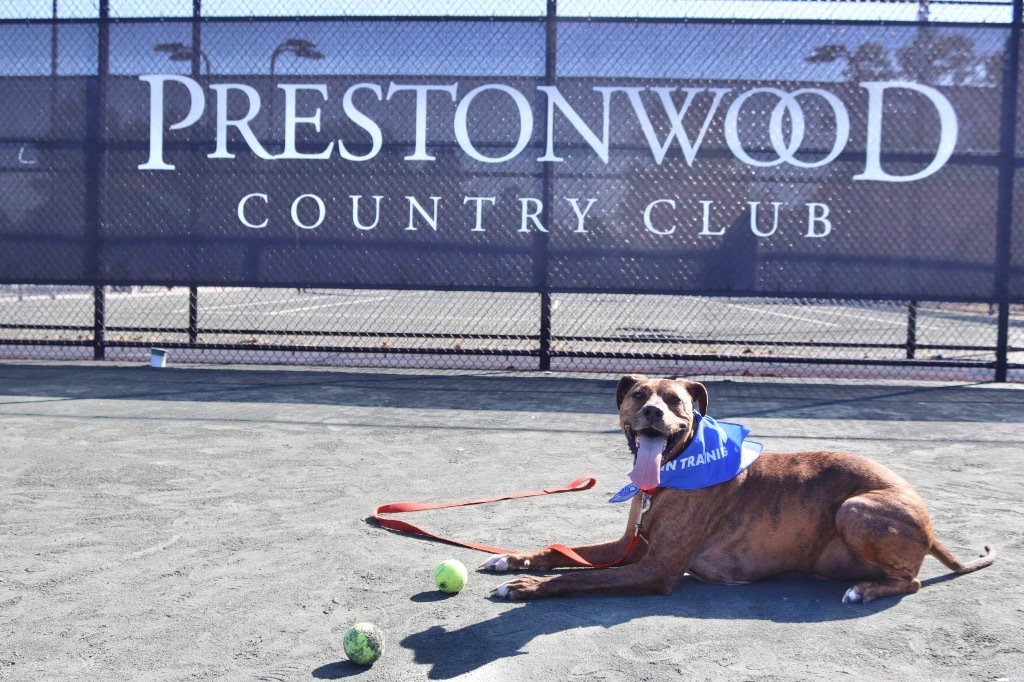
left=138, top=77, right=958, bottom=184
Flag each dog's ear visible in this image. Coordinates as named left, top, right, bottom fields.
left=681, top=380, right=709, bottom=416
left=616, top=374, right=646, bottom=409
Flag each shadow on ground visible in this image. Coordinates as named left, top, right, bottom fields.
left=397, top=574, right=910, bottom=680
left=306, top=571, right=976, bottom=679
left=310, top=660, right=366, bottom=679
left=1, top=364, right=1022, bottom=423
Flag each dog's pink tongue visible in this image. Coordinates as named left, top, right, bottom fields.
left=629, top=435, right=667, bottom=492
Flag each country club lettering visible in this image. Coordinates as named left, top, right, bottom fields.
left=235, top=193, right=836, bottom=239
left=138, top=77, right=958, bottom=237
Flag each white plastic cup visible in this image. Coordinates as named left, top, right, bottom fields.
left=149, top=348, right=168, bottom=368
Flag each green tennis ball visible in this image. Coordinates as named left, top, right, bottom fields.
left=343, top=622, right=384, bottom=666
left=433, top=559, right=468, bottom=594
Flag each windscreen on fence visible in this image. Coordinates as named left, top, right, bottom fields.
left=1, top=16, right=1022, bottom=301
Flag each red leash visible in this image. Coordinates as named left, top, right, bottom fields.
left=373, top=476, right=596, bottom=555
left=373, top=476, right=648, bottom=568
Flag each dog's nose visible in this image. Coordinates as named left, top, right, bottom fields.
left=642, top=405, right=663, bottom=421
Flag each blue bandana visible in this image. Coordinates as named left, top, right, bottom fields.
left=609, top=414, right=763, bottom=503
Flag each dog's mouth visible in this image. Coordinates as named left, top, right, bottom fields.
left=624, top=426, right=687, bottom=492
left=625, top=426, right=685, bottom=457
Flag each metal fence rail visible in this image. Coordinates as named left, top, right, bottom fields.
left=2, top=284, right=1021, bottom=380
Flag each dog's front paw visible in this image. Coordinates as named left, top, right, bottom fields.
left=480, top=554, right=531, bottom=572
left=842, top=587, right=864, bottom=604
left=490, top=576, right=547, bottom=600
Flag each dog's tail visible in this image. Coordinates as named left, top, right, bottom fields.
left=929, top=541, right=995, bottom=574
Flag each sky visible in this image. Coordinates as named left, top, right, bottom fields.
left=0, top=0, right=1016, bottom=23
left=0, top=1, right=1012, bottom=82
left=0, top=11, right=1008, bottom=81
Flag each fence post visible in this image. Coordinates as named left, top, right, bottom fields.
left=188, top=287, right=200, bottom=344
left=905, top=300, right=918, bottom=360
left=93, top=286, right=105, bottom=359
left=86, top=0, right=109, bottom=360
left=187, top=1, right=202, bottom=348
left=537, top=0, right=557, bottom=371
left=994, top=0, right=1022, bottom=382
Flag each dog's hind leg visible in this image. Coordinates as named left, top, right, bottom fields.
left=841, top=575, right=921, bottom=604
left=834, top=489, right=932, bottom=604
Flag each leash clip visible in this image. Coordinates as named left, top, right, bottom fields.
left=634, top=492, right=652, bottom=536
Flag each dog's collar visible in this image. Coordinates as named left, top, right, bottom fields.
left=610, top=414, right=763, bottom=503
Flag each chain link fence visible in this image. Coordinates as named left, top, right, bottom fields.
left=2, top=285, right=1020, bottom=379
left=1, top=0, right=1022, bottom=381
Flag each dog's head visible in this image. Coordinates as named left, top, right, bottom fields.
left=616, top=374, right=708, bottom=489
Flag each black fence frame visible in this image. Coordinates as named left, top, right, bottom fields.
left=1, top=0, right=1023, bottom=380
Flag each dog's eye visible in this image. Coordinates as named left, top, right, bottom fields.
left=666, top=395, right=681, bottom=405
left=631, top=390, right=645, bottom=399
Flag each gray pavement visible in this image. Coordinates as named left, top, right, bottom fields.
left=1, top=361, right=1022, bottom=681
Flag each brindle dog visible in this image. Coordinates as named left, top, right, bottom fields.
left=483, top=374, right=994, bottom=601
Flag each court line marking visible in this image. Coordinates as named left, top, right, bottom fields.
left=265, top=296, right=398, bottom=315
left=721, top=302, right=840, bottom=327
left=199, top=294, right=337, bottom=311
left=822, top=305, right=1001, bottom=329
left=817, top=307, right=913, bottom=327
left=0, top=289, right=181, bottom=305
left=199, top=290, right=431, bottom=313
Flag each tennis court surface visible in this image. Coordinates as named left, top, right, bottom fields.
left=1, top=361, right=1021, bottom=680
